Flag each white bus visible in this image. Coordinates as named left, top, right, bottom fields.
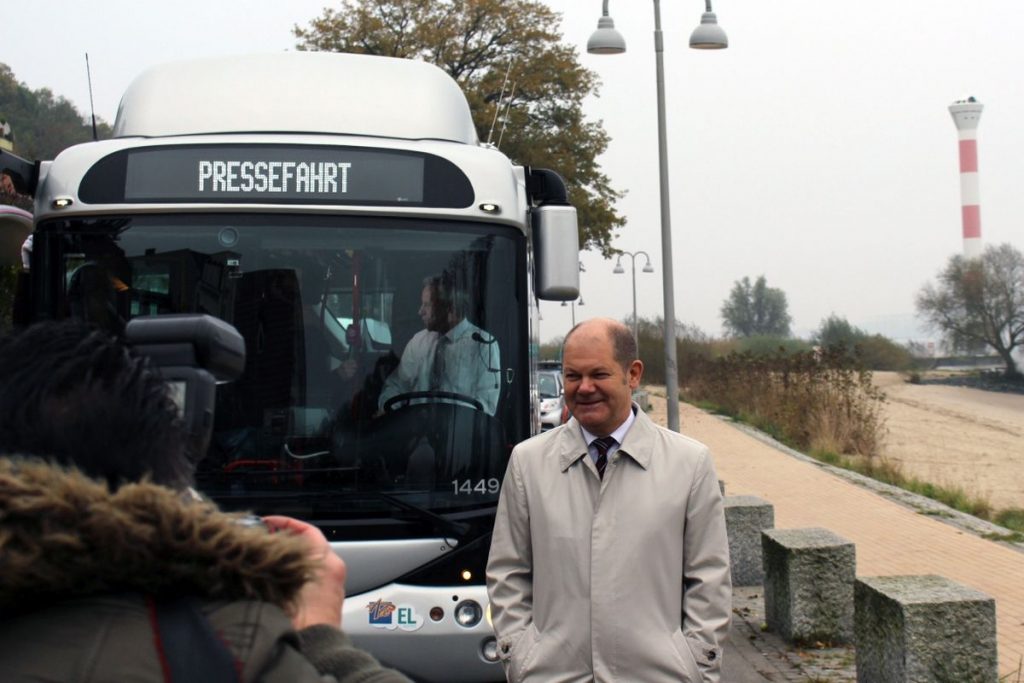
left=1, top=52, right=579, bottom=682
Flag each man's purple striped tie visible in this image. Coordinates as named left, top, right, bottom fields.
left=594, top=436, right=616, bottom=480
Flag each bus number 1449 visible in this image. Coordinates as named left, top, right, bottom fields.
left=452, top=479, right=500, bottom=495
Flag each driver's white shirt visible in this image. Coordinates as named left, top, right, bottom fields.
left=379, top=318, right=501, bottom=415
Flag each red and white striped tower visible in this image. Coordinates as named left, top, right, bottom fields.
left=949, top=97, right=984, bottom=259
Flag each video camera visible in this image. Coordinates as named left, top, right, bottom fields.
left=124, top=314, right=246, bottom=460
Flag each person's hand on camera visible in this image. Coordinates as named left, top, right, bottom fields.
left=263, top=515, right=346, bottom=630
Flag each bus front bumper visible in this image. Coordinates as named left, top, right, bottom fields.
left=344, top=583, right=504, bottom=683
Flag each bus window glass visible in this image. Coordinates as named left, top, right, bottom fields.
left=42, top=214, right=525, bottom=539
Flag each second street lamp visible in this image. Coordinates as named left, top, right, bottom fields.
left=613, top=250, right=654, bottom=350
left=588, top=0, right=728, bottom=432
left=560, top=260, right=587, bottom=328
left=561, top=295, right=585, bottom=327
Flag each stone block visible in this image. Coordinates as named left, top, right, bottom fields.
left=762, top=527, right=855, bottom=644
left=724, top=495, right=774, bottom=586
left=855, top=575, right=997, bottom=683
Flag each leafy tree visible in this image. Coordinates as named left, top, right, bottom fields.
left=812, top=313, right=914, bottom=371
left=538, top=336, right=563, bottom=363
left=734, top=335, right=810, bottom=356
left=720, top=275, right=792, bottom=338
left=2, top=63, right=113, bottom=211
left=629, top=315, right=710, bottom=386
left=917, top=243, right=1024, bottom=378
left=294, top=0, right=624, bottom=255
left=813, top=314, right=864, bottom=348
left=853, top=335, right=915, bottom=372
left=0, top=63, right=111, bottom=163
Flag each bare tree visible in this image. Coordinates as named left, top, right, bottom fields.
left=916, top=243, right=1024, bottom=378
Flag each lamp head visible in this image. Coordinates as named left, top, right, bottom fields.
left=642, top=262, right=655, bottom=273
left=690, top=11, right=728, bottom=49
left=612, top=257, right=625, bottom=275
left=588, top=16, right=626, bottom=55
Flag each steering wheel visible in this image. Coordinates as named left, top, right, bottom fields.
left=383, top=390, right=484, bottom=413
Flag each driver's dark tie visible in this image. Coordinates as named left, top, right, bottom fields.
left=594, top=436, right=616, bottom=480
left=430, top=335, right=449, bottom=391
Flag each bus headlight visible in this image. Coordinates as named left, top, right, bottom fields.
left=481, top=637, right=499, bottom=662
left=454, top=600, right=483, bottom=628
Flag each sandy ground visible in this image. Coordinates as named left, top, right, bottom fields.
left=873, top=371, right=1024, bottom=511
left=645, top=374, right=1024, bottom=511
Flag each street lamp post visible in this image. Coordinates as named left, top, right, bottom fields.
left=588, top=0, right=727, bottom=432
left=561, top=295, right=585, bottom=327
left=613, top=250, right=654, bottom=349
left=561, top=260, right=587, bottom=328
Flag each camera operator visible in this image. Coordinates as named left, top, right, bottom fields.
left=0, top=319, right=410, bottom=682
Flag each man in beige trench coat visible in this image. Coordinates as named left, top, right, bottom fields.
left=486, top=318, right=731, bottom=682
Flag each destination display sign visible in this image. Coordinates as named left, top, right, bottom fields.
left=79, top=144, right=474, bottom=208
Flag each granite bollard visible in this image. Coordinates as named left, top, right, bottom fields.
left=762, top=527, right=855, bottom=644
left=855, top=574, right=997, bottom=683
left=724, top=495, right=774, bottom=586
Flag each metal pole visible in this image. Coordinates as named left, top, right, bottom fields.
left=653, top=0, right=680, bottom=431
left=631, top=254, right=638, bottom=349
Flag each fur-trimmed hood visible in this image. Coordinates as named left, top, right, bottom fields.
left=0, top=457, right=315, bottom=612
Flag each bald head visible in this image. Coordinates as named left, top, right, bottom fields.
left=561, top=318, right=643, bottom=436
left=564, top=318, right=637, bottom=372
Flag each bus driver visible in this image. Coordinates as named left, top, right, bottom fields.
left=378, top=274, right=500, bottom=415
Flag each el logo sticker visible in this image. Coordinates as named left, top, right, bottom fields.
left=367, top=599, right=424, bottom=631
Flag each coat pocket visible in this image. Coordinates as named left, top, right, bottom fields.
left=670, top=628, right=712, bottom=680
left=507, top=622, right=540, bottom=683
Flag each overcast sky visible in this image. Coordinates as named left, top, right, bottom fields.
left=5, top=1, right=1023, bottom=343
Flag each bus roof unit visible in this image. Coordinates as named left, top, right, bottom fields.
left=113, top=52, right=479, bottom=145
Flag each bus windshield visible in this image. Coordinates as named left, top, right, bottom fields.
left=39, top=213, right=525, bottom=537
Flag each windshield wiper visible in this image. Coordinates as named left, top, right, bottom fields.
left=374, top=491, right=470, bottom=541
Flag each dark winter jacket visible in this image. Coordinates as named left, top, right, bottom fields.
left=0, top=457, right=411, bottom=682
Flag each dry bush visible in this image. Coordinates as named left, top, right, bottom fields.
left=682, top=346, right=886, bottom=458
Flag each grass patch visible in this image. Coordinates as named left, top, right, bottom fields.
left=740, top=412, right=788, bottom=443
left=920, top=509, right=954, bottom=519
left=983, top=531, right=1024, bottom=544
left=812, top=449, right=843, bottom=466
left=902, top=478, right=992, bottom=519
left=805, top=449, right=998, bottom=522
left=995, top=508, right=1024, bottom=533
left=693, top=399, right=726, bottom=414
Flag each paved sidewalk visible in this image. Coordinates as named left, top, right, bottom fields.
left=649, top=394, right=1024, bottom=679
left=724, top=587, right=855, bottom=682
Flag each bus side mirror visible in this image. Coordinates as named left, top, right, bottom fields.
left=532, top=204, right=580, bottom=301
left=0, top=206, right=32, bottom=268
left=0, top=207, right=33, bottom=329
left=0, top=149, right=39, bottom=197
left=526, top=168, right=579, bottom=302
